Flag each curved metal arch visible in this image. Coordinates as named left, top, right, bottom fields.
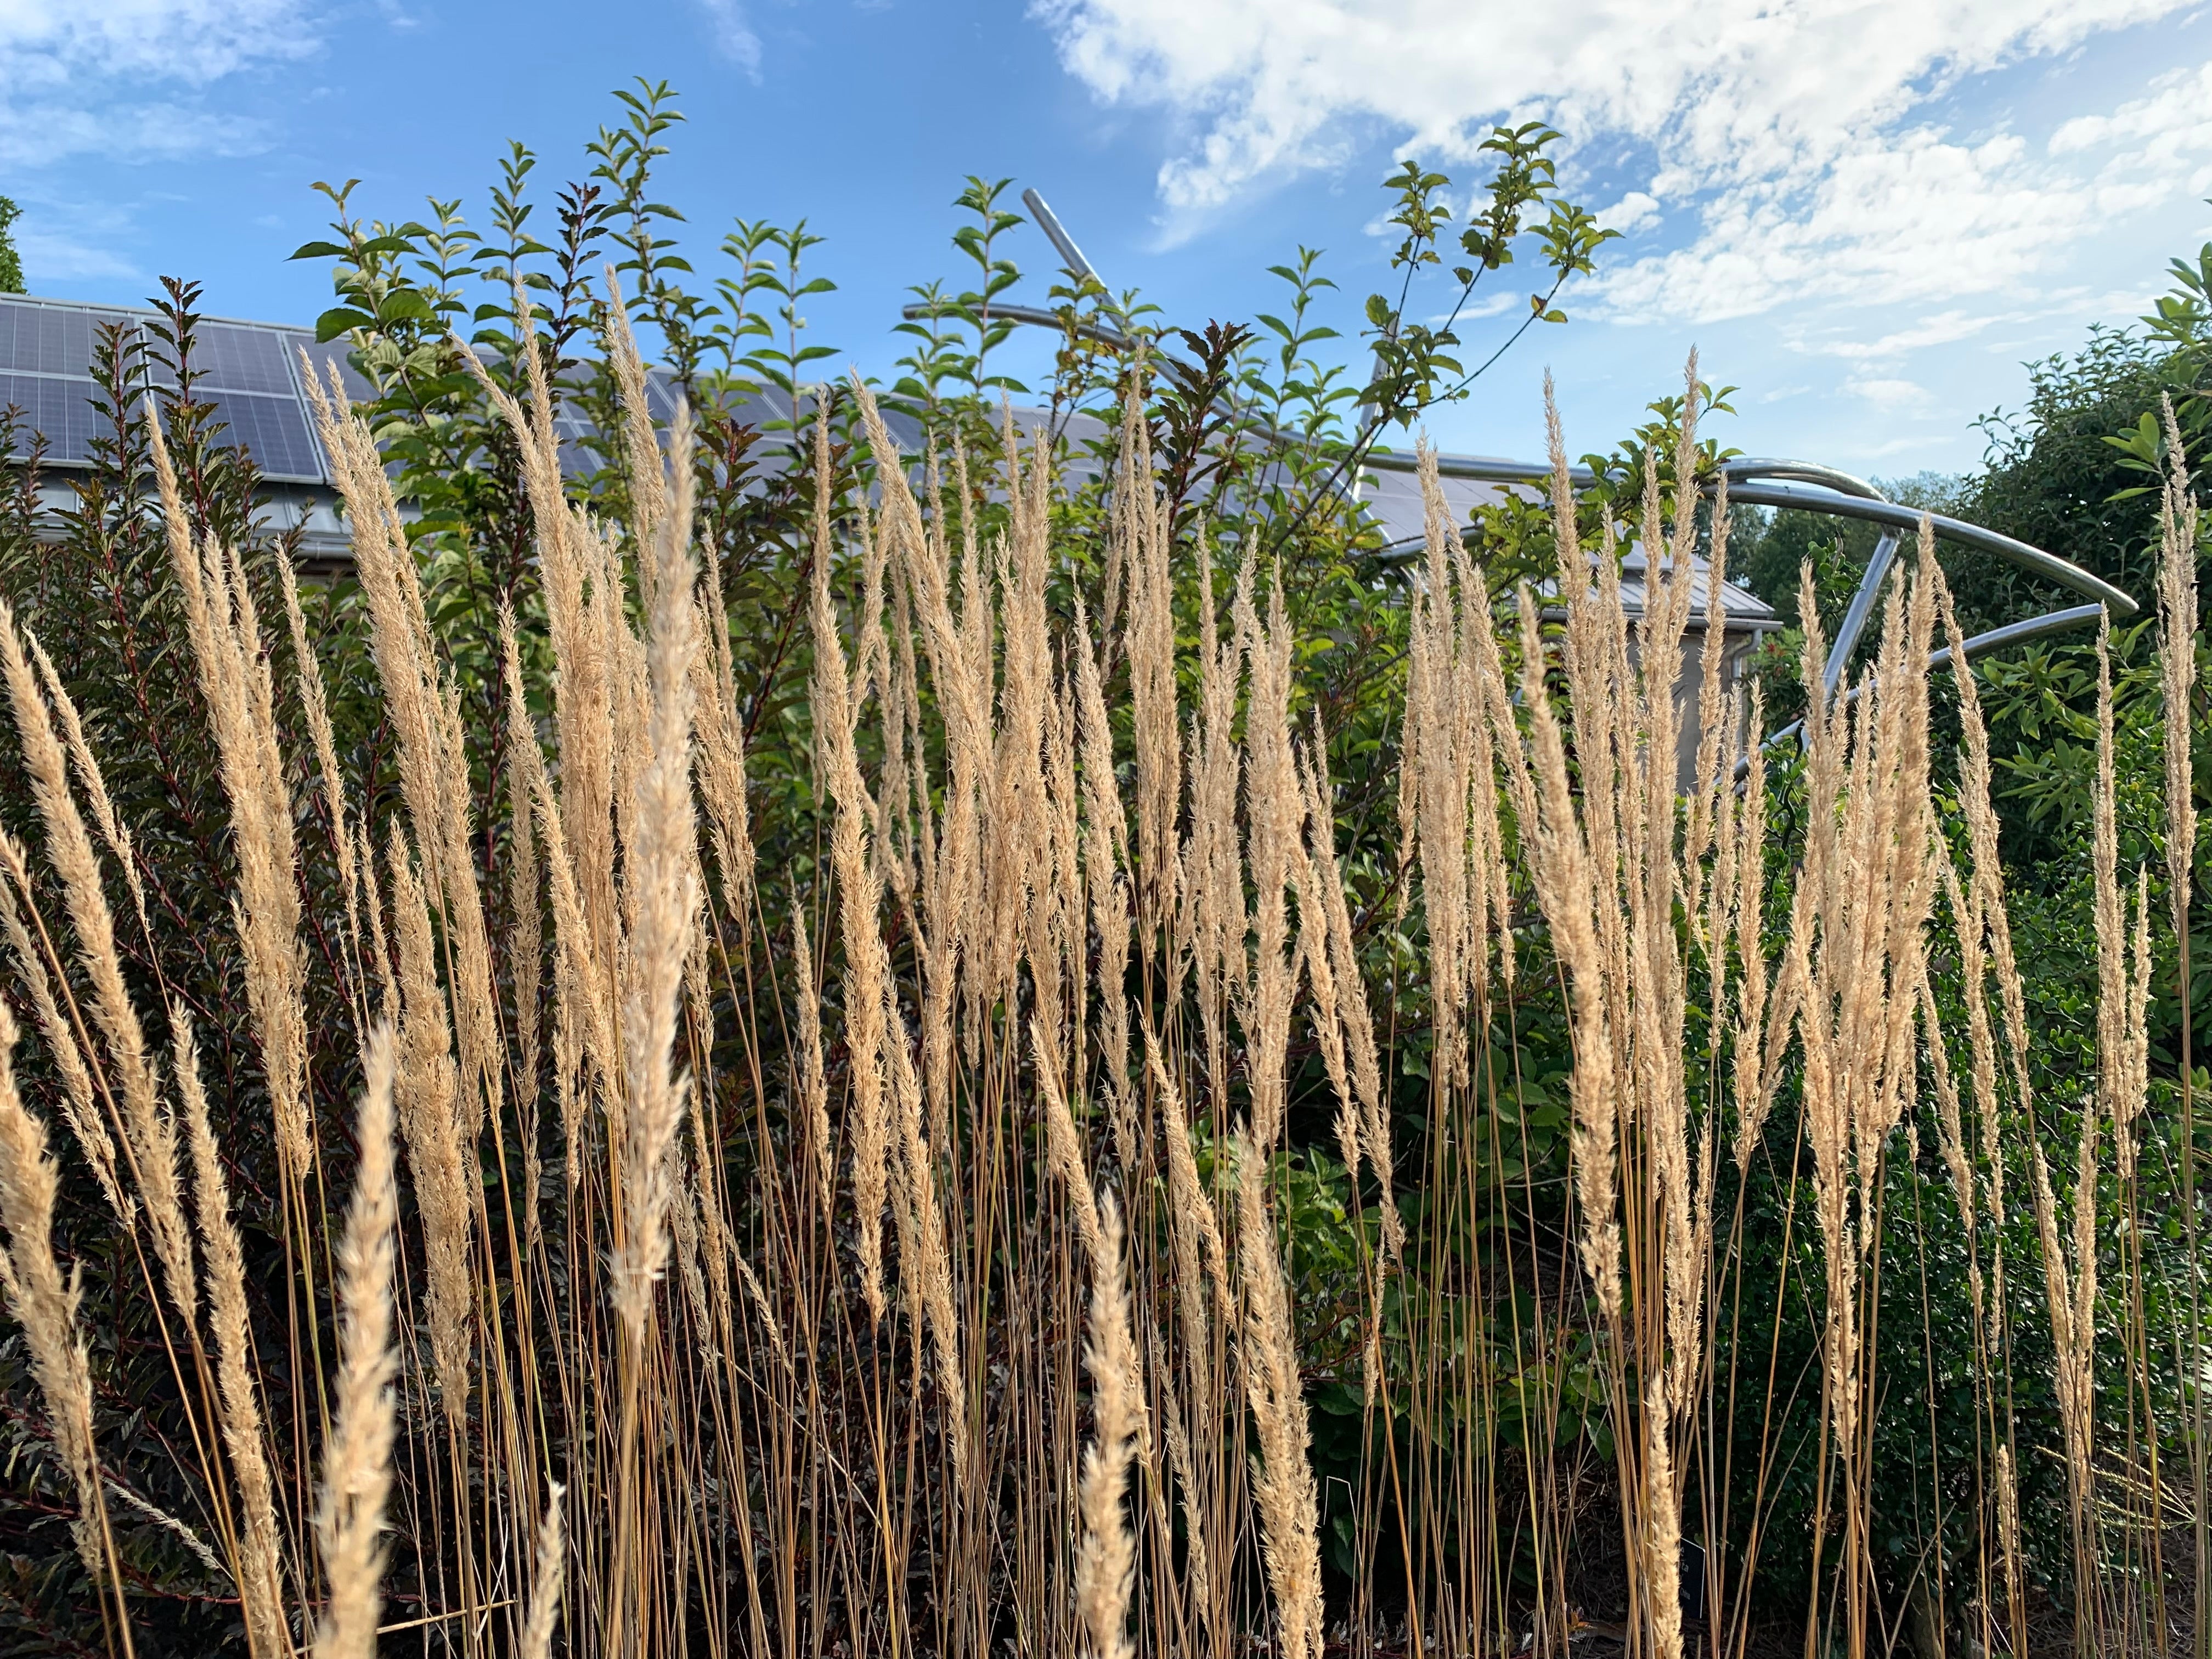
left=1745, top=602, right=2113, bottom=777
left=1722, top=456, right=1884, bottom=501
left=1714, top=481, right=2137, bottom=617
left=1355, top=450, right=2138, bottom=620
left=901, top=266, right=2137, bottom=657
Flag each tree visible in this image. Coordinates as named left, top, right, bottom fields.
left=0, top=196, right=22, bottom=293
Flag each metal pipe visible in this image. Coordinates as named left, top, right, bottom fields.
left=1824, top=528, right=1901, bottom=696
left=1719, top=481, right=2137, bottom=616
left=1022, top=189, right=1105, bottom=290
left=1748, top=601, right=2112, bottom=769
left=1369, top=450, right=1878, bottom=506
left=898, top=301, right=1130, bottom=352
left=1923, top=601, right=2112, bottom=674
left=1363, top=448, right=1596, bottom=486
left=1722, top=456, right=1884, bottom=501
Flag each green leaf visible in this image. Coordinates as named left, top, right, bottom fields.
left=314, top=307, right=375, bottom=343
left=288, top=240, right=349, bottom=261
left=376, top=290, right=437, bottom=325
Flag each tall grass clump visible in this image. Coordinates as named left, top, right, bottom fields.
left=0, top=163, right=2206, bottom=1657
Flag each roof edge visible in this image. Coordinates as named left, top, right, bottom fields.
left=3, top=290, right=328, bottom=337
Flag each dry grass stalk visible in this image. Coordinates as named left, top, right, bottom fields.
left=1118, top=373, right=1183, bottom=934
left=605, top=269, right=671, bottom=590
left=691, top=430, right=758, bottom=926
left=387, top=833, right=476, bottom=1421
left=788, top=904, right=837, bottom=1220
left=1924, top=868, right=1979, bottom=1244
left=1297, top=741, right=1398, bottom=1259
left=609, top=402, right=703, bottom=1342
left=1148, top=1020, right=1231, bottom=1406
left=500, top=618, right=610, bottom=1182
left=809, top=414, right=893, bottom=1324
left=502, top=611, right=547, bottom=1245
left=1931, top=572, right=2028, bottom=1633
left=1235, top=1125, right=1325, bottom=1659
left=1184, top=539, right=1247, bottom=1118
left=1239, top=557, right=1302, bottom=1154
left=2035, top=612, right=2151, bottom=1611
left=1036, top=1019, right=1105, bottom=1261
left=0, top=599, right=197, bottom=1324
left=988, top=420, right=1057, bottom=1028
left=1291, top=739, right=1397, bottom=1400
left=1401, top=444, right=1497, bottom=1085
left=1073, top=1194, right=1145, bottom=1659
left=0, top=1001, right=112, bottom=1579
left=0, top=837, right=127, bottom=1224
left=461, top=310, right=623, bottom=1003
left=692, top=610, right=759, bottom=926
left=26, top=636, right=149, bottom=940
left=521, top=1481, right=566, bottom=1659
left=2160, top=394, right=2199, bottom=945
left=174, top=1012, right=288, bottom=1657
left=884, top=975, right=968, bottom=1474
left=145, top=419, right=311, bottom=1180
left=1492, top=366, right=1768, bottom=1659
left=1933, top=572, right=2036, bottom=1126
left=1729, top=682, right=1780, bottom=1171
left=2155, top=393, right=2205, bottom=1653
left=1043, top=669, right=1087, bottom=1118
left=276, top=545, right=362, bottom=965
left=1782, top=518, right=1939, bottom=1649
left=312, top=1023, right=400, bottom=1659
left=303, top=362, right=504, bottom=1141
left=1073, top=591, right=1134, bottom=1159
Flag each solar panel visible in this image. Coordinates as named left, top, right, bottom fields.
left=203, top=391, right=323, bottom=481
left=0, top=301, right=106, bottom=377
left=0, top=372, right=114, bottom=465
left=0, top=300, right=715, bottom=500
left=194, top=324, right=296, bottom=397
left=289, top=337, right=377, bottom=405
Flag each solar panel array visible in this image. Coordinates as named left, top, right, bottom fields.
left=3, top=296, right=934, bottom=507
left=0, top=296, right=371, bottom=483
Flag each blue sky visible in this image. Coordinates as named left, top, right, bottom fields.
left=6, top=0, right=2212, bottom=478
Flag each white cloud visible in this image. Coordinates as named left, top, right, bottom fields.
left=693, top=0, right=764, bottom=79
left=17, top=225, right=139, bottom=281
left=1790, top=308, right=2023, bottom=363
left=0, top=0, right=315, bottom=165
left=1846, top=375, right=1936, bottom=411
left=0, top=0, right=313, bottom=86
left=2051, top=58, right=2212, bottom=159
left=1601, top=190, right=1661, bottom=234
left=0, top=100, right=270, bottom=167
left=1034, top=0, right=2199, bottom=323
